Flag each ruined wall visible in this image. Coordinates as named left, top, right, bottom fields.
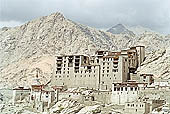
left=93, top=91, right=112, bottom=104
left=13, top=89, right=30, bottom=105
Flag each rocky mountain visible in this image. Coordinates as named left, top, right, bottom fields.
left=0, top=12, right=170, bottom=88
left=106, top=24, right=135, bottom=36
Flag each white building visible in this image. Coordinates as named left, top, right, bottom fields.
left=111, top=82, right=141, bottom=105
left=124, top=101, right=150, bottom=114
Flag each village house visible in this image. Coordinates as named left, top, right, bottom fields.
left=124, top=101, right=150, bottom=114
left=124, top=98, right=165, bottom=114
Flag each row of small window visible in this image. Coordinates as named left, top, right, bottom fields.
left=103, top=62, right=110, bottom=65
left=102, top=74, right=116, bottom=77
left=103, top=58, right=119, bottom=61
left=75, top=70, right=96, bottom=73
left=56, top=69, right=118, bottom=74
left=55, top=75, right=96, bottom=78
left=57, top=68, right=117, bottom=73
left=56, top=70, right=97, bottom=74
left=127, top=104, right=144, bottom=107
left=102, top=69, right=118, bottom=73
left=114, top=87, right=138, bottom=91
left=103, top=62, right=118, bottom=66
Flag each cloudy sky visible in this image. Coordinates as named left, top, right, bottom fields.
left=0, top=0, right=170, bottom=34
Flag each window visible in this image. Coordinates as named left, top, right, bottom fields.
left=107, top=70, right=109, bottom=73
left=103, top=62, right=105, bottom=65
left=113, top=69, right=118, bottom=72
left=103, top=67, right=105, bottom=69
left=125, top=87, right=127, bottom=91
left=107, top=67, right=109, bottom=69
left=103, top=70, right=104, bottom=73
left=97, top=59, right=99, bottom=63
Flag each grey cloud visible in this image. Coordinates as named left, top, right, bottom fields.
left=0, top=0, right=170, bottom=34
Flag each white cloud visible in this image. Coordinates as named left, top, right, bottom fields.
left=0, top=21, right=23, bottom=28
left=0, top=0, right=170, bottom=34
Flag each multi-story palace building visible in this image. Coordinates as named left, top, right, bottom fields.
left=51, top=46, right=145, bottom=90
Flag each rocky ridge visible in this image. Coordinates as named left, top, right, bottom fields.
left=107, top=24, right=135, bottom=36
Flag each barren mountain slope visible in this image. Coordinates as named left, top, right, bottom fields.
left=0, top=12, right=136, bottom=87
left=0, top=12, right=170, bottom=87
